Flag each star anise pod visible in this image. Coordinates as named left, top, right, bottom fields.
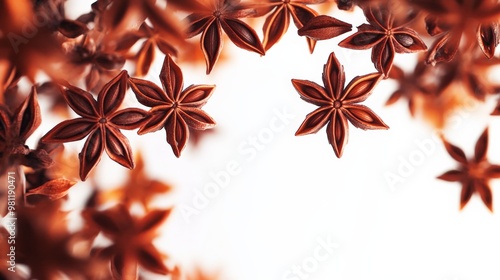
left=297, top=15, right=352, bottom=41
left=252, top=0, right=339, bottom=52
left=0, top=227, right=26, bottom=280
left=16, top=201, right=91, bottom=279
left=129, top=55, right=216, bottom=157
left=41, top=71, right=148, bottom=181
left=84, top=204, right=172, bottom=279
left=438, top=128, right=500, bottom=211
left=338, top=4, right=427, bottom=77
left=91, top=0, right=184, bottom=44
left=0, top=87, right=53, bottom=175
left=64, top=33, right=126, bottom=92
left=116, top=22, right=178, bottom=77
left=99, top=151, right=172, bottom=210
left=416, top=0, right=500, bottom=64
left=292, top=52, right=388, bottom=157
left=185, top=0, right=265, bottom=74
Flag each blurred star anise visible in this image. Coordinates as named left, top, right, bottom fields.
left=438, top=128, right=500, bottom=211
left=417, top=0, right=500, bottom=64
left=0, top=88, right=52, bottom=174
left=116, top=22, right=178, bottom=77
left=292, top=52, right=388, bottom=157
left=339, top=4, right=427, bottom=77
left=185, top=0, right=265, bottom=74
left=99, top=151, right=172, bottom=210
left=41, top=71, right=147, bottom=181
left=129, top=55, right=216, bottom=157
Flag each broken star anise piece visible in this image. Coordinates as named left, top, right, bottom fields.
left=292, top=52, right=388, bottom=158
left=438, top=128, right=500, bottom=211
left=185, top=0, right=265, bottom=74
left=129, top=55, right=216, bottom=157
left=338, top=4, right=427, bottom=77
left=41, top=71, right=148, bottom=181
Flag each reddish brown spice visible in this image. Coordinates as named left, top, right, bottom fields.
left=292, top=52, right=388, bottom=157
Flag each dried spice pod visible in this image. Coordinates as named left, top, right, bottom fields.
left=438, top=128, right=500, bottom=211
left=129, top=55, right=216, bottom=157
left=292, top=52, right=388, bottom=158
left=41, top=71, right=148, bottom=181
left=298, top=15, right=352, bottom=41
left=416, top=0, right=500, bottom=64
left=339, top=4, right=427, bottom=77
left=185, top=0, right=265, bottom=74
left=83, top=204, right=172, bottom=279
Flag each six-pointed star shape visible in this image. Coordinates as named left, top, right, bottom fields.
left=41, top=71, right=147, bottom=181
left=292, top=52, right=389, bottom=158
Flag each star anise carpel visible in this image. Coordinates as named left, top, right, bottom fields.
left=292, top=52, right=388, bottom=157
left=41, top=70, right=148, bottom=181
left=297, top=14, right=352, bottom=41
left=438, top=128, right=500, bottom=211
left=185, top=0, right=265, bottom=74
left=129, top=55, right=216, bottom=157
left=338, top=4, right=427, bottom=77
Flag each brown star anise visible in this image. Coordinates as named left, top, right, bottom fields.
left=41, top=71, right=148, bottom=181
left=416, top=0, right=500, bottom=65
left=116, top=22, right=178, bottom=77
left=292, top=52, right=388, bottom=157
left=185, top=0, right=265, bottom=74
left=252, top=0, right=334, bottom=52
left=438, top=128, right=500, bottom=211
left=16, top=201, right=91, bottom=279
left=64, top=33, right=126, bottom=92
left=84, top=204, right=172, bottom=279
left=338, top=4, right=427, bottom=77
left=129, top=55, right=216, bottom=157
left=0, top=87, right=53, bottom=175
left=297, top=14, right=352, bottom=41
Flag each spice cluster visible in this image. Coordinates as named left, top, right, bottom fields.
left=2, top=0, right=500, bottom=279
